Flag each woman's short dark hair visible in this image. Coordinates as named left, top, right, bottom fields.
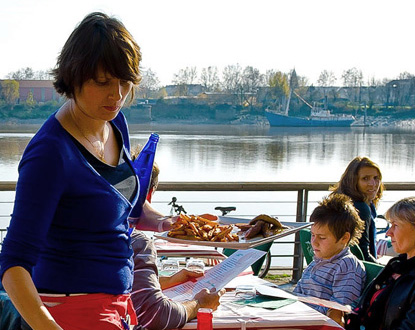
left=52, top=12, right=141, bottom=101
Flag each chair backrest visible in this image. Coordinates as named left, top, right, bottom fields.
left=299, top=229, right=314, bottom=265
left=299, top=228, right=365, bottom=265
left=350, top=243, right=364, bottom=261
left=362, top=260, right=384, bottom=289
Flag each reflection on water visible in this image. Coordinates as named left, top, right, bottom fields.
left=2, top=125, right=415, bottom=183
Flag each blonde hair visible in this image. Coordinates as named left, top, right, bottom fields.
left=385, top=197, right=415, bottom=227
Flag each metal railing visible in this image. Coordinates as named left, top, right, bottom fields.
left=2, top=181, right=415, bottom=282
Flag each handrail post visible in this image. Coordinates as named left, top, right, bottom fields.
left=292, top=188, right=308, bottom=283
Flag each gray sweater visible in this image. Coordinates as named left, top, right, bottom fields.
left=131, top=231, right=187, bottom=330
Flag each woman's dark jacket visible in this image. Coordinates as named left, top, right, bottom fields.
left=353, top=201, right=377, bottom=262
left=346, top=254, right=415, bottom=330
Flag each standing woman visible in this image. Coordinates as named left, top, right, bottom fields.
left=330, top=156, right=384, bottom=262
left=345, top=197, right=415, bottom=329
left=0, top=12, right=160, bottom=330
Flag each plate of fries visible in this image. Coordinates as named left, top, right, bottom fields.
left=154, top=214, right=312, bottom=249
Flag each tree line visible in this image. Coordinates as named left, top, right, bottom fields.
left=1, top=65, right=415, bottom=122
left=5, top=65, right=414, bottom=91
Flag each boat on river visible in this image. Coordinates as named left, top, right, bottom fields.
left=265, top=108, right=356, bottom=127
left=266, top=72, right=356, bottom=127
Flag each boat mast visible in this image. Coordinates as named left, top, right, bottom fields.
left=285, top=89, right=292, bottom=116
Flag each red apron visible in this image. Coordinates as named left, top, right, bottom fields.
left=40, top=293, right=138, bottom=330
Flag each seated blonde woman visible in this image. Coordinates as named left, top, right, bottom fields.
left=346, top=197, right=415, bottom=329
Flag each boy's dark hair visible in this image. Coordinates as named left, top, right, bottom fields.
left=310, top=193, right=364, bottom=246
left=53, top=12, right=141, bottom=102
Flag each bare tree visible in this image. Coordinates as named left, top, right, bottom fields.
left=7, top=67, right=34, bottom=80
left=221, top=64, right=242, bottom=92
left=342, top=67, right=364, bottom=102
left=341, top=67, right=363, bottom=87
left=317, top=70, right=337, bottom=87
left=240, top=66, right=264, bottom=108
left=34, top=69, right=53, bottom=80
left=221, top=64, right=243, bottom=105
left=172, top=67, right=198, bottom=96
left=200, top=66, right=220, bottom=92
left=398, top=71, right=415, bottom=79
left=138, top=67, right=160, bottom=99
left=317, top=70, right=337, bottom=101
left=172, top=67, right=198, bottom=85
left=7, top=67, right=52, bottom=80
left=242, top=66, right=264, bottom=91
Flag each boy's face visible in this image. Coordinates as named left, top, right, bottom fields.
left=311, top=223, right=349, bottom=260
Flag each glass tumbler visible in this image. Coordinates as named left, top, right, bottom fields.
left=234, top=284, right=256, bottom=300
left=186, top=258, right=205, bottom=272
left=161, top=259, right=179, bottom=274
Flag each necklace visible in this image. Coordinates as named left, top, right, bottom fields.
left=70, top=102, right=108, bottom=162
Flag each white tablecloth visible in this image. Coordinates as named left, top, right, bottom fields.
left=180, top=276, right=344, bottom=330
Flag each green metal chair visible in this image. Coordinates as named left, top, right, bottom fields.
left=299, top=228, right=365, bottom=265
left=299, top=228, right=314, bottom=265
left=361, top=260, right=384, bottom=290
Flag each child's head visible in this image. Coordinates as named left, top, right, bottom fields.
left=148, top=161, right=160, bottom=197
left=310, top=193, right=364, bottom=259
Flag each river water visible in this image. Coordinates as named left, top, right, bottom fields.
left=1, top=123, right=415, bottom=266
left=3, top=124, right=415, bottom=182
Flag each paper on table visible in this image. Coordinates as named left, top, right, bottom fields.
left=163, top=248, right=266, bottom=302
left=256, top=284, right=352, bottom=313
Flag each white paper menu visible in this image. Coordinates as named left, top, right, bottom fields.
left=256, top=284, right=353, bottom=313
left=163, top=248, right=266, bottom=302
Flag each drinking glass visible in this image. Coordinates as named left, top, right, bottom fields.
left=234, top=285, right=256, bottom=300
left=161, top=259, right=179, bottom=274
left=186, top=258, right=205, bottom=272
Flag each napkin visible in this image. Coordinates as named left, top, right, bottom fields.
left=233, top=296, right=296, bottom=309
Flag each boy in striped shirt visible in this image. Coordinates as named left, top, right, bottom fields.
left=294, top=193, right=366, bottom=327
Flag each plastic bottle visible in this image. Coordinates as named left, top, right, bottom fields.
left=129, top=133, right=159, bottom=229
left=197, top=308, right=213, bottom=330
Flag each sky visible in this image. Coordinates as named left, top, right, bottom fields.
left=1, top=0, right=414, bottom=86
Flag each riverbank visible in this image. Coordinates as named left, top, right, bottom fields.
left=1, top=114, right=415, bottom=133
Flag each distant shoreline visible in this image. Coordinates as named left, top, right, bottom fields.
left=1, top=115, right=415, bottom=133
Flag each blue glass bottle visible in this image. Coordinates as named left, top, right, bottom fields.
left=129, top=133, right=159, bottom=232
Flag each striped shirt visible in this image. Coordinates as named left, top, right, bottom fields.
left=293, top=247, right=366, bottom=314
left=131, top=231, right=187, bottom=330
